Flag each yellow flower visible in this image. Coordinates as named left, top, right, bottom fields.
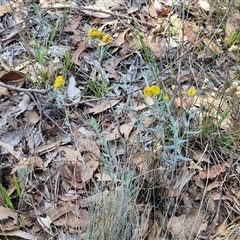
left=102, top=34, right=111, bottom=44
left=150, top=85, right=161, bottom=95
left=143, top=86, right=152, bottom=97
left=88, top=27, right=102, bottom=39
left=54, top=75, right=65, bottom=89
left=187, top=87, right=197, bottom=97
left=54, top=82, right=62, bottom=89
left=143, top=85, right=161, bottom=97
left=163, top=95, right=169, bottom=101
left=56, top=75, right=64, bottom=84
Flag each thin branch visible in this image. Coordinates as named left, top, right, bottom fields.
left=0, top=83, right=52, bottom=94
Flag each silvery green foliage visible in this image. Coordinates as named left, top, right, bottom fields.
left=149, top=99, right=201, bottom=166
left=95, top=45, right=109, bottom=62
left=142, top=69, right=151, bottom=85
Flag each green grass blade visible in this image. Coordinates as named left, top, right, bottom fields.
left=0, top=185, right=14, bottom=210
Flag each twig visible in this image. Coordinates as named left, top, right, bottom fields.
left=0, top=82, right=52, bottom=94
left=63, top=96, right=122, bottom=107
left=42, top=6, right=156, bottom=28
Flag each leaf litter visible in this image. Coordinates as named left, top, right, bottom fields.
left=0, top=0, right=240, bottom=239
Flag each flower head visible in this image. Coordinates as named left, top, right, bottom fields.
left=88, top=27, right=102, bottom=39
left=150, top=85, right=161, bottom=96
left=187, top=87, right=197, bottom=97
left=143, top=85, right=161, bottom=97
left=144, top=86, right=152, bottom=97
left=54, top=75, right=65, bottom=90
left=102, top=34, right=111, bottom=44
left=163, top=94, right=169, bottom=101
left=88, top=27, right=112, bottom=44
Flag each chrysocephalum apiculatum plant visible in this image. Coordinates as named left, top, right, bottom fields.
left=141, top=69, right=201, bottom=168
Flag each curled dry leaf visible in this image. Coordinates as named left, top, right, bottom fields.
left=0, top=70, right=25, bottom=82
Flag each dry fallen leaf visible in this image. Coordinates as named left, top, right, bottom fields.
left=53, top=209, right=89, bottom=234
left=199, top=164, right=227, bottom=179
left=0, top=85, right=9, bottom=96
left=148, top=0, right=157, bottom=17
left=133, top=97, right=155, bottom=111
left=37, top=215, right=53, bottom=235
left=46, top=203, right=76, bottom=222
left=198, top=0, right=210, bottom=11
left=67, top=75, right=81, bottom=104
left=104, top=120, right=136, bottom=141
left=72, top=41, right=89, bottom=66
left=58, top=194, right=81, bottom=202
left=58, top=143, right=100, bottom=185
left=119, top=33, right=140, bottom=54
left=0, top=141, right=22, bottom=161
left=0, top=206, right=19, bottom=231
left=58, top=165, right=84, bottom=189
left=25, top=109, right=40, bottom=124
left=0, top=4, right=11, bottom=17
left=113, top=27, right=131, bottom=46
left=32, top=184, right=45, bottom=206
left=0, top=70, right=25, bottom=82
left=0, top=230, right=37, bottom=240
left=88, top=99, right=121, bottom=114
left=95, top=172, right=113, bottom=181
left=64, top=16, right=81, bottom=32
left=169, top=209, right=207, bottom=239
left=37, top=133, right=71, bottom=155
left=203, top=37, right=223, bottom=54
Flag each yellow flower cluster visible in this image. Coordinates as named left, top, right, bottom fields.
left=54, top=75, right=65, bottom=90
left=143, top=85, right=161, bottom=97
left=88, top=27, right=112, bottom=44
left=187, top=87, right=197, bottom=97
